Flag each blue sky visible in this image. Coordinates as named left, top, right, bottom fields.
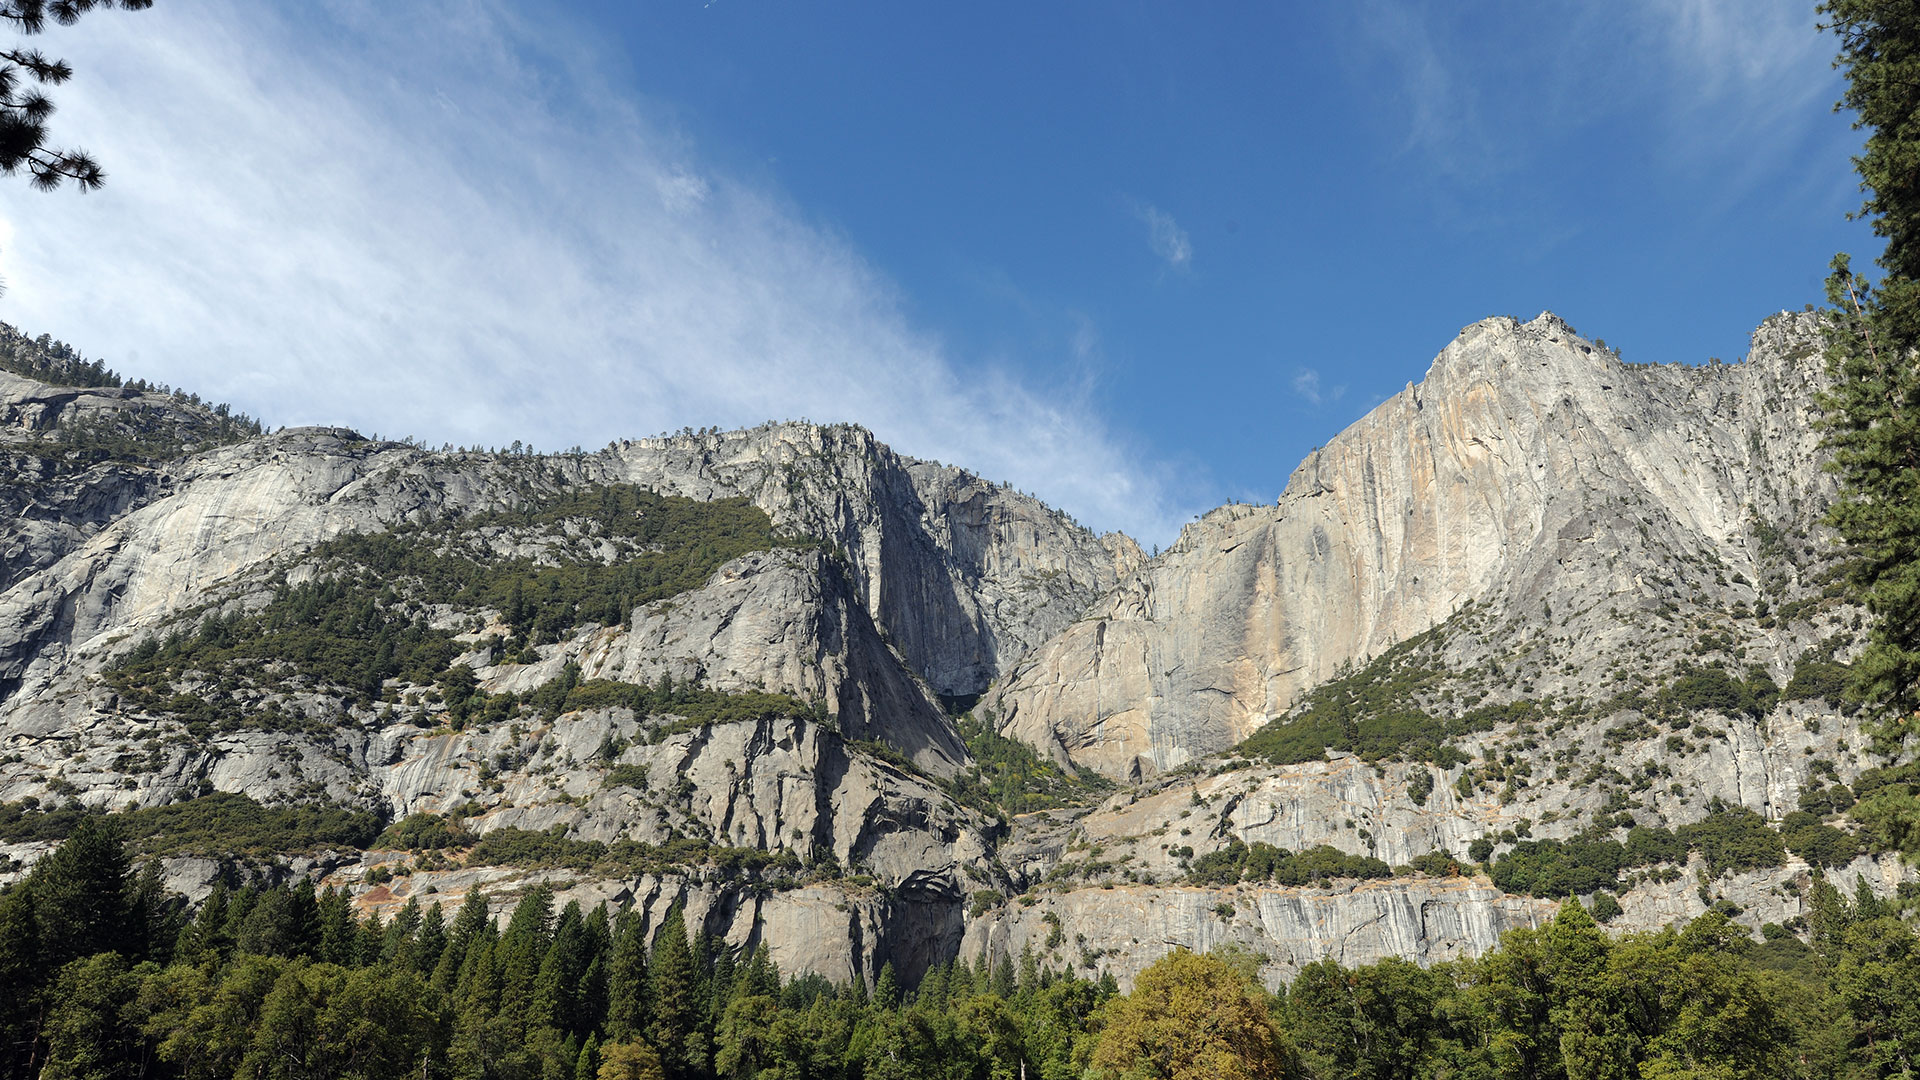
left=0, top=1, right=1873, bottom=546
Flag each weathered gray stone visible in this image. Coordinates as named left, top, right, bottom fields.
left=962, top=878, right=1555, bottom=992
left=989, top=312, right=1838, bottom=780
left=0, top=312, right=1909, bottom=997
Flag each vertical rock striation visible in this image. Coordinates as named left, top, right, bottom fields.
left=988, top=312, right=1834, bottom=779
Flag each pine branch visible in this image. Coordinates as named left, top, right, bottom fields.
left=0, top=0, right=151, bottom=35
left=13, top=144, right=100, bottom=189
left=0, top=1, right=149, bottom=191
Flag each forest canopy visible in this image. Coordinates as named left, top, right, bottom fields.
left=2, top=822, right=1918, bottom=1080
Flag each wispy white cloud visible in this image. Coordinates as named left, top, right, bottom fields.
left=1620, top=0, right=1838, bottom=178
left=1291, top=369, right=1345, bottom=408
left=0, top=1, right=1199, bottom=544
left=1631, top=0, right=1827, bottom=100
left=1349, top=0, right=1494, bottom=182
left=1349, top=0, right=1844, bottom=206
left=1134, top=202, right=1192, bottom=270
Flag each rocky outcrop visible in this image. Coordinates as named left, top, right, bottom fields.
left=988, top=312, right=1836, bottom=780
left=0, top=370, right=235, bottom=596
left=377, top=710, right=994, bottom=877
left=2, top=706, right=992, bottom=989
left=962, top=878, right=1556, bottom=991
left=0, top=416, right=1130, bottom=720
left=482, top=548, right=967, bottom=770
left=1031, top=695, right=1860, bottom=882
left=331, top=869, right=960, bottom=991
left=0, top=426, right=410, bottom=707
left=958, top=847, right=1912, bottom=994
left=1, top=312, right=1907, bottom=998
left=584, top=424, right=1142, bottom=697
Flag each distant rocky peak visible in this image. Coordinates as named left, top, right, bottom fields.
left=989, top=312, right=1840, bottom=781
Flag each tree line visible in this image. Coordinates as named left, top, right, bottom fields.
left=5, top=816, right=1920, bottom=1079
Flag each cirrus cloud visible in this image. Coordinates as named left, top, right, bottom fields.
left=1134, top=202, right=1193, bottom=271
left=0, top=0, right=1199, bottom=545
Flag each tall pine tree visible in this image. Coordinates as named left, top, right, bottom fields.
left=1821, top=1, right=1920, bottom=743
left=605, top=908, right=650, bottom=1043
left=25, top=816, right=134, bottom=968
left=648, top=908, right=704, bottom=1078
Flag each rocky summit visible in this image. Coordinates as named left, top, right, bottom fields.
left=0, top=312, right=1909, bottom=992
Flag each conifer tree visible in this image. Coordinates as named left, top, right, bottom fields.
left=288, top=878, right=322, bottom=958
left=705, top=936, right=736, bottom=1024
left=316, top=886, right=357, bottom=966
left=533, top=901, right=589, bottom=1038
left=354, top=907, right=386, bottom=967
left=578, top=905, right=612, bottom=1036
left=872, top=962, right=899, bottom=1010
left=576, top=1032, right=601, bottom=1080
left=25, top=815, right=134, bottom=968
left=236, top=880, right=320, bottom=960
left=605, top=909, right=650, bottom=1042
left=385, top=896, right=423, bottom=967
left=1820, top=1, right=1920, bottom=739
left=126, top=858, right=179, bottom=965
left=174, top=880, right=231, bottom=964
left=0, top=0, right=151, bottom=190
left=915, top=961, right=949, bottom=1011
left=0, top=886, right=41, bottom=1077
left=648, top=909, right=703, bottom=1077
left=497, top=885, right=554, bottom=1029
left=989, top=954, right=1016, bottom=999
left=689, top=930, right=718, bottom=1032
left=433, top=886, right=493, bottom=992
left=450, top=935, right=511, bottom=1079
left=946, top=956, right=975, bottom=1000
left=1016, top=943, right=1039, bottom=999
left=415, top=901, right=448, bottom=975
left=738, top=944, right=779, bottom=1001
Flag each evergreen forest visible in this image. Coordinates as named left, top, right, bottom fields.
left=5, top=817, right=1920, bottom=1080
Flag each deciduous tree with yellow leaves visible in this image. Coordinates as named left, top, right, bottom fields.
left=1087, top=949, right=1293, bottom=1080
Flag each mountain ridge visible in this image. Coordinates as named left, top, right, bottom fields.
left=987, top=310, right=1835, bottom=780
left=1, top=311, right=1911, bottom=996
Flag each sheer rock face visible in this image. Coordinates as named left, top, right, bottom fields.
left=988, top=312, right=1834, bottom=780
left=477, top=547, right=968, bottom=769
left=330, top=870, right=964, bottom=993
left=0, top=427, right=394, bottom=712
left=0, top=416, right=1128, bottom=775
left=583, top=425, right=1142, bottom=697
left=960, top=847, right=1909, bottom=993
left=962, top=879, right=1557, bottom=991
left=0, top=370, right=237, bottom=596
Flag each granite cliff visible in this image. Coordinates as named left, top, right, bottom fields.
left=1, top=312, right=1910, bottom=993
left=989, top=312, right=1834, bottom=780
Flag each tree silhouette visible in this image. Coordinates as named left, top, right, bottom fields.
left=0, top=0, right=152, bottom=191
